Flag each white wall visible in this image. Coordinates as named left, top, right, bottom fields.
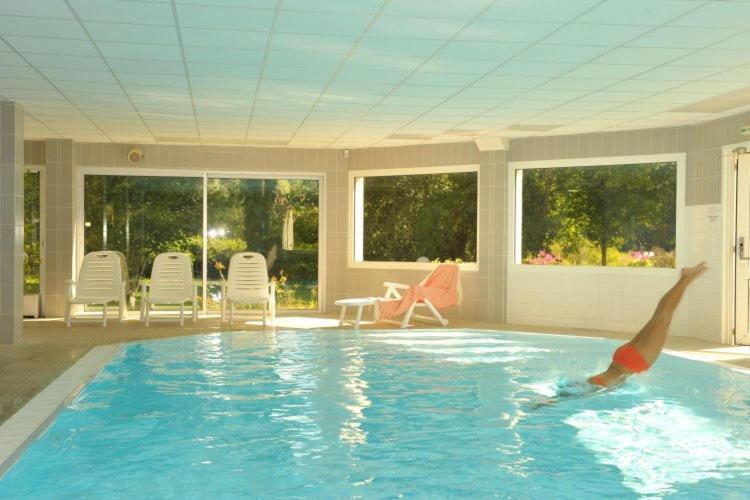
left=507, top=204, right=723, bottom=342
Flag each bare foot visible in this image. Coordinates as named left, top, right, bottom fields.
left=681, top=261, right=708, bottom=281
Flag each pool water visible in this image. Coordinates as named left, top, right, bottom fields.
left=2, top=329, right=750, bottom=498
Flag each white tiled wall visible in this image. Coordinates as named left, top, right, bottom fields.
left=507, top=204, right=724, bottom=342
left=684, top=204, right=724, bottom=343
left=508, top=267, right=689, bottom=335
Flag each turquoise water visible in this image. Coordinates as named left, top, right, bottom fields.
left=2, top=329, right=750, bottom=499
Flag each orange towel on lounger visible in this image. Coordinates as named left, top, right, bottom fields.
left=378, top=264, right=460, bottom=320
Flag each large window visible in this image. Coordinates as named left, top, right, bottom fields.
left=351, top=166, right=478, bottom=265
left=24, top=169, right=42, bottom=295
left=515, top=160, right=678, bottom=268
left=207, top=177, right=319, bottom=310
left=81, top=172, right=322, bottom=313
left=83, top=174, right=204, bottom=309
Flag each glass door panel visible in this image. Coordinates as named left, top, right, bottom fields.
left=24, top=169, right=42, bottom=295
left=83, top=174, right=204, bottom=311
left=207, top=177, right=320, bottom=311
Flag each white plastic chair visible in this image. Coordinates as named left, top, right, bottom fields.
left=65, top=251, right=127, bottom=327
left=381, top=266, right=463, bottom=328
left=221, top=252, right=276, bottom=326
left=140, top=252, right=198, bottom=326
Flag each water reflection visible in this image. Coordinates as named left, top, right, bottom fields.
left=566, top=399, right=750, bottom=496
left=339, top=345, right=371, bottom=446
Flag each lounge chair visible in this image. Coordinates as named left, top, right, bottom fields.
left=140, top=252, right=198, bottom=326
left=221, top=252, right=276, bottom=326
left=65, top=251, right=128, bottom=327
left=379, top=263, right=462, bottom=328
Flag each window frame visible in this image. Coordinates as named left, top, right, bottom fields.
left=347, top=164, right=480, bottom=271
left=507, top=153, right=686, bottom=275
left=74, top=166, right=327, bottom=314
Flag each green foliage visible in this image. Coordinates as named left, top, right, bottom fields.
left=363, top=172, right=477, bottom=262
left=24, top=171, right=41, bottom=295
left=84, top=175, right=320, bottom=310
left=521, top=162, right=676, bottom=268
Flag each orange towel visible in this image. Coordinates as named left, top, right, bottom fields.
left=378, top=264, right=460, bottom=320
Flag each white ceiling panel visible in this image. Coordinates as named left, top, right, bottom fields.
left=565, top=64, right=654, bottom=80
left=263, top=66, right=336, bottom=82
left=282, top=0, right=382, bottom=14
left=0, top=17, right=86, bottom=38
left=672, top=49, right=750, bottom=68
left=576, top=0, right=699, bottom=26
left=434, top=41, right=525, bottom=61
left=403, top=71, right=477, bottom=86
left=176, top=0, right=276, bottom=8
left=3, top=36, right=98, bottom=57
left=515, top=44, right=610, bottom=63
left=25, top=54, right=107, bottom=71
left=2, top=0, right=748, bottom=147
left=594, top=47, right=691, bottom=66
left=1, top=0, right=74, bottom=19
left=0, top=51, right=30, bottom=67
left=109, top=58, right=186, bottom=75
left=275, top=11, right=373, bottom=36
left=369, top=16, right=466, bottom=39
left=176, top=5, right=274, bottom=30
left=493, top=61, right=578, bottom=78
left=628, top=26, right=742, bottom=49
left=43, top=68, right=116, bottom=83
left=543, top=23, right=653, bottom=47
left=539, top=78, right=621, bottom=91
left=185, top=47, right=264, bottom=65
left=382, top=0, right=492, bottom=19
left=420, top=58, right=498, bottom=74
left=637, top=65, right=722, bottom=81
left=671, top=2, right=750, bottom=29
left=457, top=20, right=560, bottom=43
left=69, top=0, right=175, bottom=25
left=483, top=0, right=598, bottom=23
left=83, top=21, right=180, bottom=45
left=97, top=41, right=182, bottom=61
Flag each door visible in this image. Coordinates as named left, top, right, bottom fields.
left=23, top=167, right=44, bottom=317
left=735, top=153, right=750, bottom=344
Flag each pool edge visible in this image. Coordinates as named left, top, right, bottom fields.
left=0, top=343, right=121, bottom=475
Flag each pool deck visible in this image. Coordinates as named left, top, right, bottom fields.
left=2, top=314, right=750, bottom=425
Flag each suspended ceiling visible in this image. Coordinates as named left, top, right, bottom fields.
left=2, top=0, right=750, bottom=148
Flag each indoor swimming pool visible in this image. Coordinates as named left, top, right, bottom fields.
left=1, top=329, right=749, bottom=498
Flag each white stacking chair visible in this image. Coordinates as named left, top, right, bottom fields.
left=221, top=252, right=276, bottom=326
left=65, top=251, right=127, bottom=327
left=141, top=252, right=198, bottom=326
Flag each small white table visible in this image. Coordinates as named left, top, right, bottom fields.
left=335, top=297, right=381, bottom=329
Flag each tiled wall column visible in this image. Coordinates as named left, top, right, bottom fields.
left=478, top=149, right=507, bottom=323
left=43, top=139, right=74, bottom=318
left=0, top=101, right=24, bottom=344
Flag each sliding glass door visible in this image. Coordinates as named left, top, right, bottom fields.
left=207, top=177, right=320, bottom=311
left=83, top=174, right=204, bottom=310
left=80, top=171, right=322, bottom=314
left=24, top=168, right=43, bottom=317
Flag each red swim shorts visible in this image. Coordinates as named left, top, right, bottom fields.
left=612, top=344, right=650, bottom=373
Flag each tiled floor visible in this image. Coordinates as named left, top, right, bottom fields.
left=2, top=314, right=750, bottom=425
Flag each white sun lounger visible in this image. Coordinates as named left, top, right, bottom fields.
left=140, top=252, right=198, bottom=326
left=65, top=251, right=128, bottom=327
left=221, top=252, right=276, bottom=326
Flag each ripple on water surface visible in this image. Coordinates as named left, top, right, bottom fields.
left=1, top=329, right=750, bottom=499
